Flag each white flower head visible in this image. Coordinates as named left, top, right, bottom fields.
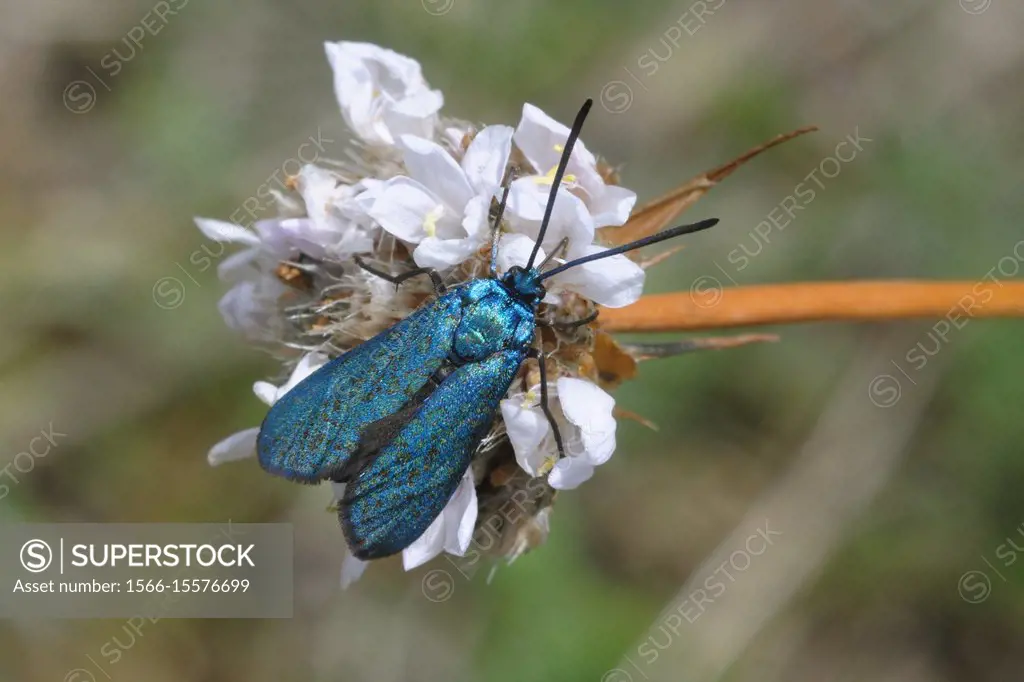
left=325, top=41, right=443, bottom=146
left=500, top=377, right=617, bottom=490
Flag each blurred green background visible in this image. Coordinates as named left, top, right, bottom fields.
left=3, top=0, right=1023, bottom=680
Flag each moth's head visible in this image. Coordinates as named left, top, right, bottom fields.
left=501, top=266, right=546, bottom=307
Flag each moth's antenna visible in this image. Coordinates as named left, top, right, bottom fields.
left=525, top=99, right=593, bottom=270
left=538, top=218, right=720, bottom=281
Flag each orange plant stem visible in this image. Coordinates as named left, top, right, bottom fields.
left=599, top=280, right=1024, bottom=332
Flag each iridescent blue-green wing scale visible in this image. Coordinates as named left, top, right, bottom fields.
left=340, top=348, right=527, bottom=560
left=257, top=291, right=464, bottom=483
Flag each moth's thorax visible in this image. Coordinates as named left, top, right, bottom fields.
left=452, top=279, right=535, bottom=362
left=501, top=266, right=546, bottom=308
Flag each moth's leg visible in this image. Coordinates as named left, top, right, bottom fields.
left=535, top=237, right=570, bottom=271
left=527, top=347, right=565, bottom=459
left=537, top=310, right=599, bottom=330
left=353, top=254, right=445, bottom=294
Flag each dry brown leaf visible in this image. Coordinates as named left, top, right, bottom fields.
left=591, top=331, right=639, bottom=388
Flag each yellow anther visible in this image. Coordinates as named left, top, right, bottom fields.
left=539, top=455, right=557, bottom=476
left=533, top=164, right=576, bottom=186
left=521, top=388, right=538, bottom=408
left=423, top=204, right=444, bottom=238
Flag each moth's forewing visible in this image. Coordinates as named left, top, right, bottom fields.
left=257, top=290, right=464, bottom=482
left=340, top=348, right=526, bottom=560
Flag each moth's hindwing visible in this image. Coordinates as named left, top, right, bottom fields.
left=340, top=348, right=527, bottom=559
left=257, top=291, right=465, bottom=482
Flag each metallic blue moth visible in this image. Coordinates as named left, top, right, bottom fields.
left=257, top=99, right=720, bottom=560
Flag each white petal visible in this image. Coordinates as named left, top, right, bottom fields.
left=277, top=352, right=329, bottom=398
left=513, top=103, right=598, bottom=174
left=340, top=550, right=368, bottom=589
left=461, top=194, right=491, bottom=239
left=252, top=218, right=297, bottom=256
left=331, top=229, right=376, bottom=260
left=494, top=233, right=539, bottom=273
left=552, top=245, right=645, bottom=308
left=291, top=167, right=381, bottom=259
left=298, top=164, right=341, bottom=212
left=324, top=42, right=440, bottom=146
left=382, top=90, right=444, bottom=141
left=194, top=217, right=260, bottom=246
left=443, top=470, right=479, bottom=555
left=367, top=177, right=439, bottom=244
left=217, top=247, right=260, bottom=283
left=252, top=381, right=277, bottom=406
left=271, top=218, right=323, bottom=260
left=443, top=126, right=469, bottom=150
left=547, top=457, right=595, bottom=490
left=505, top=179, right=595, bottom=251
left=505, top=177, right=550, bottom=223
left=402, top=515, right=446, bottom=570
left=297, top=166, right=344, bottom=229
left=587, top=183, right=638, bottom=229
left=399, top=135, right=474, bottom=211
left=325, top=42, right=375, bottom=142
left=351, top=178, right=384, bottom=213
left=279, top=216, right=375, bottom=261
left=494, top=233, right=544, bottom=275
left=461, top=125, right=513, bottom=194
left=500, top=398, right=551, bottom=476
left=207, top=427, right=259, bottom=466
left=217, top=281, right=263, bottom=334
left=414, top=236, right=482, bottom=269
left=556, top=378, right=617, bottom=466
